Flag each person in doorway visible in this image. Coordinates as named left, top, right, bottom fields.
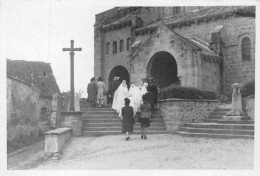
left=147, top=77, right=158, bottom=111
left=106, top=88, right=113, bottom=107
left=111, top=76, right=121, bottom=102
left=121, top=98, right=135, bottom=141
left=112, top=80, right=129, bottom=118
left=96, top=77, right=106, bottom=108
left=87, top=77, right=98, bottom=108
left=141, top=82, right=148, bottom=96
left=139, top=94, right=151, bottom=140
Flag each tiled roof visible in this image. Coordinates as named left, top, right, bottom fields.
left=135, top=6, right=255, bottom=35
left=188, top=37, right=219, bottom=57
left=6, top=59, right=60, bottom=98
left=100, top=7, right=142, bottom=31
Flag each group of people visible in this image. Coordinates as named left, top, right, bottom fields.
left=87, top=76, right=159, bottom=141
left=111, top=77, right=158, bottom=141
left=87, top=77, right=106, bottom=108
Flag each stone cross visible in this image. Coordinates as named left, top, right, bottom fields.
left=63, top=40, right=82, bottom=111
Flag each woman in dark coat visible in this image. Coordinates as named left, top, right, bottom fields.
left=87, top=77, right=98, bottom=108
left=121, top=98, right=134, bottom=141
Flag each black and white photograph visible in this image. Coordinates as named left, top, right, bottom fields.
left=0, top=0, right=259, bottom=175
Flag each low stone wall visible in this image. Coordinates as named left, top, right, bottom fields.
left=44, top=127, right=72, bottom=159
left=158, top=98, right=220, bottom=132
left=242, top=95, right=255, bottom=120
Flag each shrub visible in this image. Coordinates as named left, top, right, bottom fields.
left=241, top=79, right=255, bottom=97
left=158, top=85, right=217, bottom=100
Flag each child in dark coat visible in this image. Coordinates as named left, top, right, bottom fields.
left=121, top=98, right=134, bottom=141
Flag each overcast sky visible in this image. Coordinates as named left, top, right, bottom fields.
left=2, top=0, right=114, bottom=98
left=1, top=0, right=258, bottom=98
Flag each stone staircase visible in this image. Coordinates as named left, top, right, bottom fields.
left=81, top=107, right=167, bottom=136
left=176, top=107, right=254, bottom=138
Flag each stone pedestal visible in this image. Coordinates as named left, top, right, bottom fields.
left=60, top=111, right=84, bottom=136
left=223, top=83, right=245, bottom=120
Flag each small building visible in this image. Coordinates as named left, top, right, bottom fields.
left=7, top=59, right=61, bottom=125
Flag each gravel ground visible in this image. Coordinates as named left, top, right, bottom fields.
left=34, top=134, right=254, bottom=170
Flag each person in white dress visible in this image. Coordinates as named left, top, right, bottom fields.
left=128, top=84, right=143, bottom=115
left=141, top=82, right=148, bottom=95
left=112, top=80, right=129, bottom=118
left=96, top=77, right=105, bottom=108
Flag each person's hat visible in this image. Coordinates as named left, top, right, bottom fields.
left=113, top=76, right=119, bottom=81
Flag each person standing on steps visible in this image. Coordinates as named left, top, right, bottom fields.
left=87, top=77, right=98, bottom=108
left=147, top=77, right=158, bottom=111
left=121, top=98, right=135, bottom=141
left=140, top=94, right=151, bottom=140
left=112, top=80, right=129, bottom=118
left=111, top=76, right=121, bottom=104
left=96, top=77, right=106, bottom=108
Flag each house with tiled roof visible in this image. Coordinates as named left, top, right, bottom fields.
left=7, top=59, right=61, bottom=126
left=94, top=6, right=255, bottom=95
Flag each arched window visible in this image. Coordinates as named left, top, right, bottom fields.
left=119, top=40, right=124, bottom=52
left=242, top=37, right=251, bottom=60
left=113, top=41, right=117, bottom=53
left=106, top=42, right=110, bottom=54
left=127, top=38, right=131, bottom=51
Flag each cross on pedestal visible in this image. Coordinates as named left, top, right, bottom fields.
left=63, top=40, right=82, bottom=111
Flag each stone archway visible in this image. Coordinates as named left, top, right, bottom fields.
left=147, top=51, right=178, bottom=88
left=108, top=66, right=130, bottom=89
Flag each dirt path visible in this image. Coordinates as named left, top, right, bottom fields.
left=7, top=142, right=45, bottom=169
left=33, top=134, right=253, bottom=170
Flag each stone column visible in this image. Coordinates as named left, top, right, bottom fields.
left=177, top=76, right=182, bottom=86
left=60, top=111, right=84, bottom=136
left=223, top=83, right=246, bottom=120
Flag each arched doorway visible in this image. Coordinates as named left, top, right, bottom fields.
left=147, top=51, right=178, bottom=88
left=108, top=66, right=130, bottom=89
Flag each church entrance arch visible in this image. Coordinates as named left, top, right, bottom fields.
left=147, top=51, right=178, bottom=88
left=108, top=66, right=130, bottom=89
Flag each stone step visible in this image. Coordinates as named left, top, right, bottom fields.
left=81, top=108, right=115, bottom=112
left=82, top=114, right=163, bottom=119
left=82, top=131, right=168, bottom=136
left=183, top=123, right=254, bottom=130
left=82, top=118, right=164, bottom=123
left=179, top=127, right=254, bottom=136
left=175, top=131, right=254, bottom=139
left=84, top=111, right=118, bottom=115
left=203, top=119, right=254, bottom=124
left=83, top=122, right=165, bottom=127
left=214, top=108, right=231, bottom=112
left=208, top=115, right=223, bottom=119
left=82, top=126, right=166, bottom=131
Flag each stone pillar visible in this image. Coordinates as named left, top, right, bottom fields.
left=223, top=83, right=246, bottom=120
left=177, top=76, right=182, bottom=86
left=60, top=111, right=84, bottom=136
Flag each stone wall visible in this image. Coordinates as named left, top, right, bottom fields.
left=242, top=95, right=255, bottom=120
left=102, top=27, right=132, bottom=89
left=132, top=25, right=221, bottom=92
left=7, top=76, right=40, bottom=144
left=173, top=16, right=255, bottom=94
left=158, top=98, right=220, bottom=131
left=95, top=8, right=255, bottom=95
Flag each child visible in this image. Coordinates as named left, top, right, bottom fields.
left=140, top=94, right=151, bottom=140
left=121, top=98, right=135, bottom=141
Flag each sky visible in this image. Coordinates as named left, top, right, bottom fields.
left=1, top=0, right=259, bottom=99
left=2, top=0, right=114, bottom=98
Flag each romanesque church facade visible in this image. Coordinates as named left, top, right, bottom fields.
left=94, top=6, right=255, bottom=95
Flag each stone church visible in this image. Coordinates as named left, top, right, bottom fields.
left=94, top=6, right=255, bottom=95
